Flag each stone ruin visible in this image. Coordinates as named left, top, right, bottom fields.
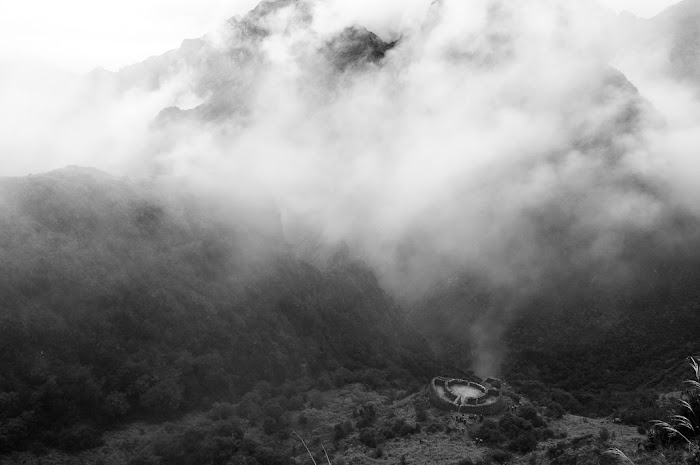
left=429, top=376, right=504, bottom=414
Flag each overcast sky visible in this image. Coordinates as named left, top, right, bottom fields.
left=0, top=0, right=684, bottom=73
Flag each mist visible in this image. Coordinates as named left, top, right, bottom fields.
left=2, top=0, right=699, bottom=376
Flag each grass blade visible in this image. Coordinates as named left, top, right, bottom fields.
left=603, top=448, right=635, bottom=464
left=293, top=431, right=318, bottom=465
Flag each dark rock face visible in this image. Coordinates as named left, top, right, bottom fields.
left=323, top=26, right=397, bottom=71
left=99, top=1, right=398, bottom=126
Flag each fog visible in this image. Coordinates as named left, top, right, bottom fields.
left=2, top=0, right=698, bottom=376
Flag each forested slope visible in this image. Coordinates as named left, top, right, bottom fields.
left=0, top=167, right=435, bottom=452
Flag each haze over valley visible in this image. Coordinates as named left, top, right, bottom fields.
left=1, top=1, right=700, bottom=464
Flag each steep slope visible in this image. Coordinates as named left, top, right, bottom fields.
left=616, top=0, right=700, bottom=85
left=411, top=206, right=700, bottom=417
left=0, top=167, right=435, bottom=452
left=408, top=61, right=700, bottom=415
left=4, top=0, right=700, bottom=454
left=649, top=0, right=700, bottom=82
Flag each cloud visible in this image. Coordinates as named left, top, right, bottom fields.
left=598, top=0, right=683, bottom=17
left=0, top=0, right=260, bottom=72
left=1, top=0, right=699, bottom=375
left=0, top=0, right=681, bottom=73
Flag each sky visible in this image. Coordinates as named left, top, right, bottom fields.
left=0, top=0, right=684, bottom=73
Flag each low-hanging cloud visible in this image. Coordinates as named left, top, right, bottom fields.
left=2, top=0, right=699, bottom=376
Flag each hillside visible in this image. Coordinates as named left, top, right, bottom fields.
left=0, top=167, right=436, bottom=453
left=0, top=381, right=657, bottom=465
left=3, top=0, right=700, bottom=463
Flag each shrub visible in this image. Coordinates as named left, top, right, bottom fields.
left=498, top=414, right=533, bottom=439
left=392, top=418, right=416, bottom=437
left=475, top=420, right=506, bottom=444
left=517, top=405, right=546, bottom=428
left=317, top=373, right=333, bottom=391
left=140, top=378, right=183, bottom=413
left=488, top=449, right=513, bottom=464
left=544, top=402, right=565, bottom=419
left=263, top=400, right=285, bottom=420
left=55, top=423, right=103, bottom=452
left=236, top=398, right=262, bottom=420
left=425, top=422, right=443, bottom=434
left=307, top=390, right=325, bottom=409
left=252, top=381, right=272, bottom=401
left=287, top=395, right=304, bottom=411
left=211, top=419, right=244, bottom=439
left=207, top=402, right=236, bottom=421
left=359, top=369, right=387, bottom=389
left=359, top=427, right=384, bottom=448
left=537, top=428, right=556, bottom=441
left=130, top=417, right=283, bottom=465
left=332, top=367, right=353, bottom=387
left=548, top=389, right=581, bottom=413
left=262, top=416, right=277, bottom=435
left=356, top=403, right=377, bottom=429
left=0, top=392, right=20, bottom=416
left=103, top=391, right=130, bottom=418
left=0, top=412, right=32, bottom=452
left=382, top=426, right=396, bottom=440
left=507, top=432, right=538, bottom=453
left=416, top=405, right=428, bottom=423
left=334, top=422, right=349, bottom=441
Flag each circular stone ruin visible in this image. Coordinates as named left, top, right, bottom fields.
left=429, top=376, right=504, bottom=414
left=450, top=383, right=485, bottom=402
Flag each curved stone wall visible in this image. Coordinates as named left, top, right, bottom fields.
left=429, top=376, right=505, bottom=414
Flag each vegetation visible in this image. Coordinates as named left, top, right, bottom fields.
left=4, top=169, right=700, bottom=465
left=0, top=168, right=438, bottom=453
left=412, top=252, right=700, bottom=422
left=578, top=357, right=700, bottom=465
left=473, top=405, right=554, bottom=454
left=645, top=357, right=700, bottom=463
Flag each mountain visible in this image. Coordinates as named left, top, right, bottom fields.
left=616, top=0, right=700, bottom=85
left=23, top=0, right=694, bottom=402
left=4, top=0, right=700, bottom=461
left=92, top=0, right=395, bottom=125
left=411, top=209, right=700, bottom=412
left=0, top=166, right=435, bottom=452
left=649, top=0, right=700, bottom=82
